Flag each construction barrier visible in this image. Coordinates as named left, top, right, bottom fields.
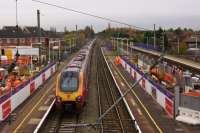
left=120, top=56, right=175, bottom=118
left=0, top=63, right=56, bottom=121
left=176, top=107, right=200, bottom=125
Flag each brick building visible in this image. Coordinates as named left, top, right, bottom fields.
left=0, top=26, right=63, bottom=47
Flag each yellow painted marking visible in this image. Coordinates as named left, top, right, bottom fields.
left=120, top=82, right=125, bottom=87
left=110, top=59, right=163, bottom=133
left=28, top=118, right=41, bottom=125
left=137, top=108, right=142, bottom=116
left=13, top=83, right=55, bottom=133
left=130, top=98, right=136, bottom=106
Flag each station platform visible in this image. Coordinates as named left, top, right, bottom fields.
left=103, top=48, right=200, bottom=133
left=0, top=53, right=77, bottom=133
left=131, top=46, right=200, bottom=71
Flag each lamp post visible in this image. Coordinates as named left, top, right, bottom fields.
left=121, top=38, right=124, bottom=54
left=126, top=38, right=129, bottom=55
left=147, top=37, right=149, bottom=48
left=48, top=41, right=51, bottom=63
left=59, top=40, right=61, bottom=61
left=111, top=37, right=114, bottom=50
left=154, top=24, right=156, bottom=49
left=161, top=31, right=165, bottom=53
left=130, top=42, right=133, bottom=54
left=162, top=36, right=165, bottom=52
left=116, top=38, right=118, bottom=53
left=144, top=36, right=149, bottom=48
left=48, top=41, right=54, bottom=63
left=75, top=25, right=78, bottom=49
left=177, top=37, right=180, bottom=54
left=15, top=0, right=19, bottom=56
left=191, top=36, right=198, bottom=48
left=114, top=38, right=116, bottom=51
left=31, top=43, right=33, bottom=74
left=70, top=39, right=72, bottom=53
left=117, top=33, right=120, bottom=54
left=73, top=37, right=75, bottom=49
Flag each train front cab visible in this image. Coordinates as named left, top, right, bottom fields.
left=55, top=70, right=87, bottom=111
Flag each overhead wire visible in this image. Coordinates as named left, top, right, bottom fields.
left=32, top=0, right=151, bottom=31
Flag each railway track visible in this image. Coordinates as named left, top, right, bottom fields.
left=36, top=42, right=136, bottom=133
left=95, top=44, right=136, bottom=133
left=38, top=107, right=80, bottom=133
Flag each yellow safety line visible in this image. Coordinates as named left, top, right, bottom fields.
left=13, top=83, right=55, bottom=133
left=110, top=58, right=163, bottom=133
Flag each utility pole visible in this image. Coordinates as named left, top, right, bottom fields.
left=70, top=39, right=72, bottom=53
left=116, top=38, right=118, bottom=54
left=37, top=10, right=41, bottom=42
left=16, top=0, right=19, bottom=56
left=59, top=41, right=61, bottom=61
left=130, top=42, right=132, bottom=54
left=162, top=32, right=165, bottom=52
left=177, top=37, right=180, bottom=54
left=121, top=38, right=123, bottom=54
left=76, top=25, right=78, bottom=48
left=53, top=42, right=54, bottom=62
left=48, top=42, right=51, bottom=63
left=37, top=9, right=41, bottom=65
left=114, top=38, right=116, bottom=50
left=154, top=24, right=156, bottom=49
left=127, top=38, right=129, bottom=55
left=196, top=37, right=198, bottom=48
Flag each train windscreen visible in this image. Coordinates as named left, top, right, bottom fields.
left=60, top=71, right=79, bottom=92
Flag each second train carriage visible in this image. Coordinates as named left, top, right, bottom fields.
left=55, top=40, right=95, bottom=111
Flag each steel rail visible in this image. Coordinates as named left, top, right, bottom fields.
left=102, top=56, right=125, bottom=133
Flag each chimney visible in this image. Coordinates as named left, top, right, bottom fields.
left=37, top=10, right=41, bottom=42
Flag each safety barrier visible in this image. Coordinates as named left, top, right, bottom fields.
left=120, top=56, right=175, bottom=118
left=0, top=63, right=56, bottom=121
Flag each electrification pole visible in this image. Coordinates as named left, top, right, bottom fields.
left=154, top=24, right=156, bottom=49
left=177, top=37, right=180, bottom=54
left=76, top=25, right=78, bottom=48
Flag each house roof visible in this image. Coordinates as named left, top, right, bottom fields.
left=0, top=26, right=64, bottom=38
left=25, top=26, right=47, bottom=37
left=0, top=26, right=27, bottom=38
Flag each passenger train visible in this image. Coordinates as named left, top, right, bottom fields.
left=55, top=40, right=95, bottom=111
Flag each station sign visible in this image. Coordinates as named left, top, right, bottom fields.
left=13, top=48, right=39, bottom=56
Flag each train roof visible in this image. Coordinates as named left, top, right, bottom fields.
left=63, top=42, right=93, bottom=73
left=63, top=67, right=80, bottom=72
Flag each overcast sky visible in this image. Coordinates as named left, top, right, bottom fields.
left=0, top=0, right=200, bottom=32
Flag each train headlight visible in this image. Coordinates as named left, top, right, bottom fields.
left=56, top=96, right=62, bottom=103
left=76, top=96, right=82, bottom=102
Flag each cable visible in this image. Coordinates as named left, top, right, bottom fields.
left=32, top=0, right=151, bottom=31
